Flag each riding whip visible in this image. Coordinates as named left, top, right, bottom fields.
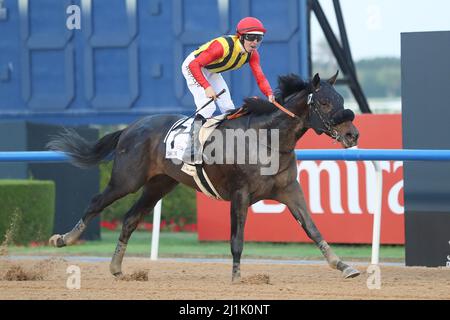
left=173, top=88, right=226, bottom=131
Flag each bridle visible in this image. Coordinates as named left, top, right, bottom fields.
left=283, top=90, right=341, bottom=142
left=306, top=93, right=341, bottom=141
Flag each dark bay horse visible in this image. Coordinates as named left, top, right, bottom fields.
left=48, top=72, right=361, bottom=280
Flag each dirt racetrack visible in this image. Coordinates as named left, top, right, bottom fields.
left=0, top=257, right=449, bottom=300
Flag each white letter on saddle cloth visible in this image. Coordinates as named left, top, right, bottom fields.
left=251, top=200, right=286, bottom=214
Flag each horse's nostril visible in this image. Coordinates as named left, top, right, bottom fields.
left=346, top=132, right=359, bottom=141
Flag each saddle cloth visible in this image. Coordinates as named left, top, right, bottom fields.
left=164, top=114, right=227, bottom=200
left=164, top=114, right=227, bottom=161
left=164, top=117, right=193, bottom=160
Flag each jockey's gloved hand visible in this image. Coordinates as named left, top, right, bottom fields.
left=268, top=95, right=275, bottom=103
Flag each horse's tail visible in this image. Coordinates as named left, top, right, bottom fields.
left=46, top=128, right=124, bottom=169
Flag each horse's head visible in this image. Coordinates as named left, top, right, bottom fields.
left=305, top=72, right=359, bottom=148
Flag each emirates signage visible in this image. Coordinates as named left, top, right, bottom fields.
left=197, top=114, right=405, bottom=244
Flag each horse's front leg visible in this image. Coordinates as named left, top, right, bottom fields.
left=229, top=188, right=250, bottom=282
left=277, top=182, right=360, bottom=279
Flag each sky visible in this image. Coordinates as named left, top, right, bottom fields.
left=311, top=0, right=450, bottom=60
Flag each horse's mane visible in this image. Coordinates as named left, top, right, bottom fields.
left=275, top=73, right=308, bottom=103
left=239, top=74, right=308, bottom=116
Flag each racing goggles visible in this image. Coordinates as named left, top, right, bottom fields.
left=243, top=34, right=264, bottom=42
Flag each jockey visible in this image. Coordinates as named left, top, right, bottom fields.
left=181, top=17, right=274, bottom=164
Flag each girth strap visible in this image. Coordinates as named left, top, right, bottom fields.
left=192, top=165, right=223, bottom=200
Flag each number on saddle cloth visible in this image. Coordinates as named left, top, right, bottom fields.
left=163, top=117, right=193, bottom=155
left=170, top=123, right=189, bottom=149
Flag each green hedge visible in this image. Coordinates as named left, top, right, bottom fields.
left=99, top=162, right=196, bottom=225
left=0, top=180, right=55, bottom=245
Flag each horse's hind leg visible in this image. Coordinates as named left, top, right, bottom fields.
left=49, top=183, right=134, bottom=247
left=110, top=175, right=178, bottom=277
left=49, top=156, right=149, bottom=247
left=277, top=182, right=360, bottom=279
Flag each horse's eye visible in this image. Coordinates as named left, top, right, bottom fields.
left=321, top=102, right=333, bottom=112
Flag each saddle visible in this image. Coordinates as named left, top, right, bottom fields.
left=164, top=114, right=229, bottom=200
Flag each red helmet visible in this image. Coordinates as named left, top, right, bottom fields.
left=236, top=17, right=266, bottom=35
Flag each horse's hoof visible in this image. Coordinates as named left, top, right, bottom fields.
left=110, top=263, right=123, bottom=277
left=49, top=234, right=66, bottom=248
left=342, top=266, right=360, bottom=279
left=232, top=277, right=240, bottom=284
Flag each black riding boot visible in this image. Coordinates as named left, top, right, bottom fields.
left=183, top=114, right=206, bottom=165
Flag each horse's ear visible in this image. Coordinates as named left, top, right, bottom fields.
left=312, top=73, right=321, bottom=91
left=328, top=70, right=339, bottom=86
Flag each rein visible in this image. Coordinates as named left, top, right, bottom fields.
left=271, top=100, right=296, bottom=118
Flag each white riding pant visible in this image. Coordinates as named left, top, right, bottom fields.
left=182, top=53, right=235, bottom=119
